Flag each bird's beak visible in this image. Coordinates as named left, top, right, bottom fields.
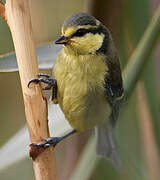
left=55, top=36, right=70, bottom=45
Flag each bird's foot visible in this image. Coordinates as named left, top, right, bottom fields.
left=31, top=130, right=77, bottom=148
left=34, top=137, right=64, bottom=148
left=28, top=73, right=57, bottom=101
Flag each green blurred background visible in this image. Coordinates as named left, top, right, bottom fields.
left=0, top=0, right=160, bottom=180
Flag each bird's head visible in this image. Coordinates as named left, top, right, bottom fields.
left=55, top=13, right=110, bottom=55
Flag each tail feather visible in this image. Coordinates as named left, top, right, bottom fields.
left=95, top=122, right=122, bottom=171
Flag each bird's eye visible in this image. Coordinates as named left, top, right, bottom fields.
left=72, top=28, right=88, bottom=37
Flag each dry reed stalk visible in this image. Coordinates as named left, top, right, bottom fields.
left=1, top=0, right=59, bottom=179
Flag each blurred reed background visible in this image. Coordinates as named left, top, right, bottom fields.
left=0, top=0, right=160, bottom=179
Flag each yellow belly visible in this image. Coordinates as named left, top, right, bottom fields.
left=53, top=49, right=111, bottom=131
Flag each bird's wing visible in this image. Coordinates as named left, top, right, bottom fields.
left=104, top=53, right=124, bottom=126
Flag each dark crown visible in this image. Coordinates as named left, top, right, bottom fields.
left=62, top=13, right=97, bottom=28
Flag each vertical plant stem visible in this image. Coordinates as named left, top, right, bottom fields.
left=5, top=0, right=58, bottom=179
left=136, top=82, right=160, bottom=180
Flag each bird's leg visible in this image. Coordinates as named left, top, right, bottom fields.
left=34, top=130, right=77, bottom=148
left=28, top=73, right=57, bottom=101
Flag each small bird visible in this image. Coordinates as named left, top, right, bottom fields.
left=28, top=13, right=124, bottom=169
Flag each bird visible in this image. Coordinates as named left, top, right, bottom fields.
left=28, top=12, right=124, bottom=170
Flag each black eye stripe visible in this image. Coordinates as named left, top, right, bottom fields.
left=72, top=28, right=88, bottom=37
left=71, top=28, right=101, bottom=37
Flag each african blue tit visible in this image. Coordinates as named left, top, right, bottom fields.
left=28, top=13, right=124, bottom=170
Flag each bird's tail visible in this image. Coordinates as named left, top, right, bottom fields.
left=95, top=122, right=122, bottom=171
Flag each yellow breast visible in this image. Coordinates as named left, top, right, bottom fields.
left=53, top=49, right=111, bottom=131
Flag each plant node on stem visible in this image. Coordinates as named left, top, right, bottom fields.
left=29, top=144, right=47, bottom=161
